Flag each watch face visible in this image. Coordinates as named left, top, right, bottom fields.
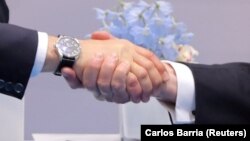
left=56, top=36, right=81, bottom=58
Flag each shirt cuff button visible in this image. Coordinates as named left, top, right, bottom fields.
left=5, top=82, right=13, bottom=92
left=14, top=83, right=24, bottom=94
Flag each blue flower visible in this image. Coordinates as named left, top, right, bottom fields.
left=124, top=7, right=146, bottom=26
left=173, top=22, right=194, bottom=45
left=158, top=35, right=178, bottom=60
left=154, top=1, right=173, bottom=16
left=95, top=8, right=106, bottom=21
left=148, top=16, right=173, bottom=37
left=94, top=0, right=197, bottom=61
left=130, top=25, right=156, bottom=50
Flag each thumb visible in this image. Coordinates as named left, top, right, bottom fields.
left=61, top=67, right=83, bottom=89
left=91, top=31, right=115, bottom=40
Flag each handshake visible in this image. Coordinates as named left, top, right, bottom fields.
left=44, top=31, right=177, bottom=104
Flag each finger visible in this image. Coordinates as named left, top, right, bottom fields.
left=131, top=62, right=152, bottom=103
left=133, top=53, right=163, bottom=94
left=126, top=72, right=142, bottom=103
left=111, top=61, right=131, bottom=104
left=97, top=53, right=118, bottom=102
left=134, top=46, right=169, bottom=82
left=83, top=53, right=104, bottom=92
left=62, top=67, right=82, bottom=89
left=93, top=91, right=106, bottom=101
left=91, top=31, right=115, bottom=40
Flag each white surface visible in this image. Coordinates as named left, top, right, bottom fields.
left=33, top=134, right=120, bottom=141
left=0, top=95, right=24, bottom=141
left=120, top=98, right=171, bottom=139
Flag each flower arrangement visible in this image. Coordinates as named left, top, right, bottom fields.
left=95, top=0, right=198, bottom=62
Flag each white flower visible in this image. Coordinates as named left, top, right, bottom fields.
left=176, top=45, right=199, bottom=62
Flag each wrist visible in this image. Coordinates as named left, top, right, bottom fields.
left=42, top=35, right=60, bottom=72
left=156, top=63, right=177, bottom=104
left=72, top=39, right=90, bottom=81
left=74, top=39, right=98, bottom=70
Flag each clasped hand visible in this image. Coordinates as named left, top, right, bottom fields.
left=62, top=32, right=170, bottom=104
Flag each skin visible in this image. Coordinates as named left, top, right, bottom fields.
left=42, top=33, right=169, bottom=103
left=61, top=32, right=178, bottom=104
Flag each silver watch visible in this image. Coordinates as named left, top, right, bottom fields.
left=54, top=35, right=81, bottom=76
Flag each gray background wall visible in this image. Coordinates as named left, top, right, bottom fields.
left=6, top=0, right=250, bottom=140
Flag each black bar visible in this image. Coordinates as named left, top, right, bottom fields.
left=141, top=125, right=250, bottom=140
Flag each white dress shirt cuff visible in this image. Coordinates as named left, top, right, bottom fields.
left=31, top=32, right=48, bottom=77
left=161, top=61, right=196, bottom=124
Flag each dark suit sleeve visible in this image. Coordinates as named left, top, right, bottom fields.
left=0, top=23, right=38, bottom=99
left=184, top=63, right=250, bottom=124
left=0, top=0, right=9, bottom=23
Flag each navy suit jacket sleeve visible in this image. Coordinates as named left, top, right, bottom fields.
left=0, top=0, right=8, bottom=23
left=0, top=0, right=38, bottom=99
left=185, top=63, right=250, bottom=124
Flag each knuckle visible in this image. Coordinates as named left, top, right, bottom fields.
left=97, top=79, right=108, bottom=87
left=83, top=80, right=93, bottom=89
left=153, top=78, right=162, bottom=88
left=146, top=50, right=154, bottom=59
left=116, top=66, right=126, bottom=74
left=112, top=81, right=123, bottom=90
left=89, top=62, right=101, bottom=70
left=127, top=74, right=138, bottom=87
left=138, top=69, right=148, bottom=80
left=144, top=61, right=154, bottom=70
left=159, top=65, right=166, bottom=75
left=128, top=78, right=137, bottom=87
left=105, top=60, right=117, bottom=68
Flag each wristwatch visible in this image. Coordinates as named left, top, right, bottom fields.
left=54, top=35, right=81, bottom=76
